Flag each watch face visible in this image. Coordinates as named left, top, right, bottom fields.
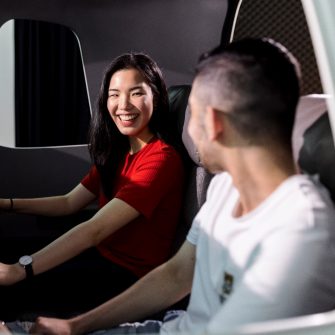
left=19, top=255, right=33, bottom=266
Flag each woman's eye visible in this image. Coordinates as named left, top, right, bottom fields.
left=108, top=93, right=119, bottom=98
left=132, top=92, right=144, bottom=97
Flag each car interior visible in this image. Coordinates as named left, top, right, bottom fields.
left=0, top=0, right=335, bottom=333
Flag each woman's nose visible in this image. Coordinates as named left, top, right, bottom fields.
left=119, top=94, right=131, bottom=109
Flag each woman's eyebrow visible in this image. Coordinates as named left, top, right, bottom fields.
left=108, top=85, right=144, bottom=92
left=129, top=85, right=144, bottom=91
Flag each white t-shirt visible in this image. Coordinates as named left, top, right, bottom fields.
left=161, top=172, right=335, bottom=334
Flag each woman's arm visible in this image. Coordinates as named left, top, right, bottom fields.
left=0, top=197, right=139, bottom=285
left=0, top=183, right=96, bottom=216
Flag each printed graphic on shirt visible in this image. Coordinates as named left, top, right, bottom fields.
left=220, top=271, right=234, bottom=303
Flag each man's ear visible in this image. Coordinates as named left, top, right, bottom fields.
left=206, top=106, right=224, bottom=141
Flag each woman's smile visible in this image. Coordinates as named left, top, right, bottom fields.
left=117, top=113, right=139, bottom=124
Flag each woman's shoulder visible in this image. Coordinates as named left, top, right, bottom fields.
left=138, top=138, right=184, bottom=172
left=147, top=137, right=180, bottom=156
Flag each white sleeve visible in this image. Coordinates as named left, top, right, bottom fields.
left=206, top=224, right=334, bottom=333
left=186, top=205, right=204, bottom=246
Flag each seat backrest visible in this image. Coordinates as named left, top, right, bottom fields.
left=228, top=0, right=322, bottom=96
left=167, top=85, right=214, bottom=252
left=297, top=98, right=335, bottom=202
left=293, top=94, right=335, bottom=203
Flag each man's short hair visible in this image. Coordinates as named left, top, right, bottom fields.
left=195, top=38, right=301, bottom=147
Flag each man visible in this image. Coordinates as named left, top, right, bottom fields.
left=6, top=37, right=335, bottom=335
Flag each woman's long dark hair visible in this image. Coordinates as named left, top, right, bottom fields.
left=88, top=52, right=170, bottom=197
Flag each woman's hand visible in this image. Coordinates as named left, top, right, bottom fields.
left=0, top=199, right=12, bottom=213
left=0, top=262, right=24, bottom=286
left=0, top=321, right=11, bottom=334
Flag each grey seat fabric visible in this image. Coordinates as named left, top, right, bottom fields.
left=167, top=85, right=214, bottom=253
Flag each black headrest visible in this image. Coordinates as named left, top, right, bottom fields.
left=167, top=85, right=195, bottom=166
left=168, top=85, right=191, bottom=136
left=298, top=112, right=335, bottom=202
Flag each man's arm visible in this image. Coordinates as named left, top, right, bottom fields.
left=31, top=241, right=196, bottom=335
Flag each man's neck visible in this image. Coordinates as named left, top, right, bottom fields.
left=227, top=147, right=298, bottom=217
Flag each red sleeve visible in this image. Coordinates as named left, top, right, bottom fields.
left=115, top=144, right=184, bottom=219
left=81, top=165, right=100, bottom=196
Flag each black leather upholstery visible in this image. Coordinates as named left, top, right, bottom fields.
left=168, top=85, right=192, bottom=140
left=299, top=112, right=335, bottom=202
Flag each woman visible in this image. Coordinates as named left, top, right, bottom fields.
left=0, top=52, right=185, bottom=320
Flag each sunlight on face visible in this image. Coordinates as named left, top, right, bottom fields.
left=188, top=86, right=210, bottom=165
left=188, top=82, right=220, bottom=173
left=188, top=90, right=205, bottom=149
left=107, top=68, right=154, bottom=141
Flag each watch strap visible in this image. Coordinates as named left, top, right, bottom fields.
left=23, top=263, right=34, bottom=279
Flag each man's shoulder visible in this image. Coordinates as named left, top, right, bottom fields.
left=271, top=174, right=335, bottom=231
left=291, top=174, right=334, bottom=210
left=210, top=171, right=232, bottom=184
left=201, top=172, right=238, bottom=211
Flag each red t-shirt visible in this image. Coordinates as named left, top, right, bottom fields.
left=81, top=138, right=185, bottom=277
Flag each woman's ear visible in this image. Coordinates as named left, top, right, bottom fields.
left=205, top=106, right=224, bottom=141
